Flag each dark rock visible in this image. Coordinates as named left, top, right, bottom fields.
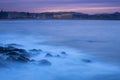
left=0, top=46, right=28, bottom=56
left=29, top=49, right=42, bottom=56
left=82, top=59, right=92, bottom=63
left=0, top=46, right=30, bottom=62
left=6, top=43, right=23, bottom=47
left=17, top=55, right=30, bottom=62
left=61, top=51, right=67, bottom=55
left=45, top=53, right=53, bottom=57
left=0, top=46, right=7, bottom=53
left=8, top=55, right=30, bottom=62
left=55, top=55, right=61, bottom=57
left=29, top=49, right=42, bottom=52
left=39, top=59, right=51, bottom=66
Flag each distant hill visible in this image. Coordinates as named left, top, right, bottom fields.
left=0, top=11, right=120, bottom=20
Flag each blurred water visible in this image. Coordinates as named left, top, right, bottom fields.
left=0, top=20, right=120, bottom=80
left=0, top=20, right=120, bottom=63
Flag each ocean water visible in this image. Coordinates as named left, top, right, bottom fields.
left=0, top=20, right=120, bottom=80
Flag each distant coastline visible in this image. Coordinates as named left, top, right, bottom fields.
left=0, top=11, right=120, bottom=20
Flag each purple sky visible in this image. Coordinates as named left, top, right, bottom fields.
left=0, top=0, right=120, bottom=14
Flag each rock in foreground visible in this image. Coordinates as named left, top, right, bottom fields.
left=0, top=46, right=30, bottom=62
left=39, top=59, right=52, bottom=66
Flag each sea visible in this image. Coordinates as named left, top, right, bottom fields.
left=0, top=20, right=120, bottom=80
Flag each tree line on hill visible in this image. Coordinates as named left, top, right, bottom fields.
left=0, top=11, right=120, bottom=20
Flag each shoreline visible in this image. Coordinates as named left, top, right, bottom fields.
left=0, top=19, right=120, bottom=21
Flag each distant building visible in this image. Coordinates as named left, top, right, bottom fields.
left=53, top=14, right=72, bottom=19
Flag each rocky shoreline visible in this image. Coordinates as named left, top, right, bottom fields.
left=0, top=43, right=92, bottom=68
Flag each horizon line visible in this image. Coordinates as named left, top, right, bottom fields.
left=1, top=10, right=120, bottom=15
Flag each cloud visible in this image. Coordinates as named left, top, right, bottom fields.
left=0, top=0, right=120, bottom=13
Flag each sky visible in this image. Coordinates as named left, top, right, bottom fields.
left=0, top=0, right=120, bottom=14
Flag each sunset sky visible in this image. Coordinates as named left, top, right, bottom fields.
left=0, top=0, right=120, bottom=14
